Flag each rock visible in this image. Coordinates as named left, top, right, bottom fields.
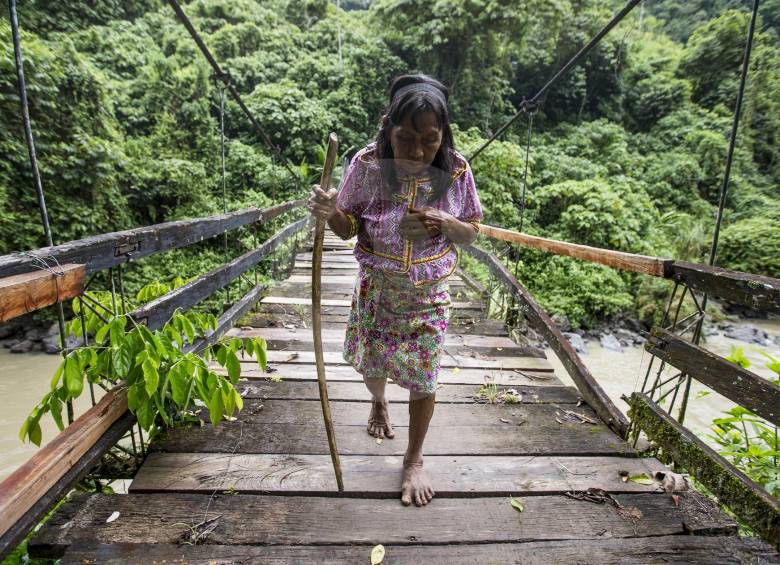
left=42, top=334, right=80, bottom=354
left=25, top=327, right=46, bottom=341
left=10, top=339, right=35, bottom=353
left=562, top=332, right=587, bottom=355
left=45, top=322, right=60, bottom=336
left=2, top=339, right=19, bottom=349
left=551, top=314, right=571, bottom=332
left=600, top=333, right=623, bottom=352
left=724, top=324, right=771, bottom=345
left=0, top=322, right=20, bottom=340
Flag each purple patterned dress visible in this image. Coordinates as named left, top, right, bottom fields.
left=337, top=143, right=483, bottom=393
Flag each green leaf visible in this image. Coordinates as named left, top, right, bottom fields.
left=180, top=316, right=195, bottom=343
left=29, top=422, right=42, bottom=447
left=222, top=385, right=235, bottom=418
left=64, top=355, right=84, bottom=398
left=109, top=317, right=125, bottom=348
left=142, top=358, right=160, bottom=397
left=50, top=360, right=65, bottom=390
left=95, top=322, right=110, bottom=344
left=233, top=388, right=244, bottom=413
left=127, top=383, right=144, bottom=411
left=169, top=364, right=187, bottom=405
left=254, top=338, right=267, bottom=371
left=226, top=351, right=241, bottom=384
left=208, top=387, right=224, bottom=427
left=112, top=343, right=133, bottom=378
left=510, top=496, right=524, bottom=512
left=217, top=345, right=228, bottom=366
left=50, top=396, right=64, bottom=431
left=244, top=338, right=254, bottom=357
left=153, top=392, right=170, bottom=426
left=136, top=401, right=154, bottom=430
left=629, top=474, right=655, bottom=485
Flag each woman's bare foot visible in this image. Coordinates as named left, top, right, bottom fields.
left=401, top=459, right=435, bottom=506
left=367, top=399, right=395, bottom=439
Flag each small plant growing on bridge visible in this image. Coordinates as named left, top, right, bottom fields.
left=19, top=279, right=268, bottom=446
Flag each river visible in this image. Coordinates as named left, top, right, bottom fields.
left=1, top=319, right=778, bottom=481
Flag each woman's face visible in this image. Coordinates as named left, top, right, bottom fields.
left=389, top=111, right=443, bottom=175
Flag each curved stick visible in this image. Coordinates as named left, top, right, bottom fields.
left=311, top=133, right=344, bottom=491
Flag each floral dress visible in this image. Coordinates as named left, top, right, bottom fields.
left=337, top=143, right=483, bottom=394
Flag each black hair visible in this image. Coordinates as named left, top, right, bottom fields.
left=375, top=73, right=456, bottom=204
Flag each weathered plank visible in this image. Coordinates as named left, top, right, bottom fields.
left=130, top=453, right=668, bottom=495
left=253, top=350, right=553, bottom=371
left=0, top=200, right=304, bottom=278
left=0, top=388, right=133, bottom=560
left=260, top=295, right=484, bottom=310
left=228, top=326, right=522, bottom=350
left=629, top=393, right=780, bottom=546
left=0, top=263, right=84, bottom=322
left=479, top=224, right=671, bottom=277
left=152, top=416, right=630, bottom=457
left=464, top=244, right=629, bottom=438
left=60, top=536, right=780, bottom=565
left=227, top=363, right=559, bottom=384
left=234, top=380, right=576, bottom=403
left=31, top=492, right=712, bottom=558
left=131, top=217, right=308, bottom=328
left=668, top=260, right=780, bottom=313
left=646, top=328, right=780, bottom=426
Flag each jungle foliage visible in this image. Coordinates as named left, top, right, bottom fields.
left=1, top=0, right=779, bottom=328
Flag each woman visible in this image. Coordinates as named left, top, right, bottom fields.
left=308, top=73, right=483, bottom=507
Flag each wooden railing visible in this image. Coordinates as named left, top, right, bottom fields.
left=0, top=200, right=310, bottom=559
left=472, top=222, right=780, bottom=546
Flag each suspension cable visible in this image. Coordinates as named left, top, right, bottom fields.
left=469, top=0, right=643, bottom=161
left=165, top=0, right=301, bottom=184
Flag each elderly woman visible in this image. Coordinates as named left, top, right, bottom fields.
left=308, top=73, right=483, bottom=507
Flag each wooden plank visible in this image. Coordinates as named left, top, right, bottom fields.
left=131, top=218, right=308, bottom=328
left=152, top=416, right=630, bottom=457
left=668, top=260, right=780, bottom=313
left=234, top=380, right=577, bottom=403
left=0, top=263, right=84, bottom=322
left=229, top=326, right=521, bottom=349
left=0, top=387, right=131, bottom=559
left=31, top=492, right=734, bottom=559
left=479, top=224, right=671, bottom=277
left=228, top=364, right=561, bottom=385
left=464, top=244, right=629, bottom=438
left=59, top=536, right=780, bottom=565
left=646, top=328, right=780, bottom=426
left=130, top=453, right=669, bottom=495
left=0, top=200, right=304, bottom=278
left=254, top=350, right=553, bottom=371
left=629, top=393, right=780, bottom=546
left=260, top=296, right=483, bottom=309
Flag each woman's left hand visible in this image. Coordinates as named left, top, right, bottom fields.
left=399, top=206, right=452, bottom=241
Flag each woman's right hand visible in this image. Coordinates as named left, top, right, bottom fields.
left=307, top=184, right=339, bottom=221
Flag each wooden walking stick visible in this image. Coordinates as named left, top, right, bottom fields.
left=312, top=132, right=344, bottom=491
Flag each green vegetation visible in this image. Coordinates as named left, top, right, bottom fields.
left=2, top=0, right=779, bottom=328
left=19, top=279, right=268, bottom=446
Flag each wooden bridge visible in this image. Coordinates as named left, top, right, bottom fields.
left=0, top=227, right=772, bottom=564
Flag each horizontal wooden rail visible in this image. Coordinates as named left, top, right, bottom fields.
left=0, top=200, right=304, bottom=279
left=463, top=243, right=629, bottom=438
left=0, top=217, right=311, bottom=560
left=131, top=218, right=311, bottom=328
left=478, top=224, right=671, bottom=277
left=0, top=263, right=84, bottom=322
left=629, top=393, right=780, bottom=546
left=668, top=261, right=780, bottom=314
left=478, top=223, right=780, bottom=312
left=646, top=328, right=780, bottom=427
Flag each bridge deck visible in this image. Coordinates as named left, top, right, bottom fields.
left=28, top=231, right=779, bottom=563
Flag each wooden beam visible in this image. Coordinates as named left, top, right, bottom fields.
left=463, top=244, right=629, bottom=438
left=0, top=388, right=131, bottom=560
left=629, top=393, right=780, bottom=547
left=667, top=261, right=780, bottom=313
left=478, top=224, right=671, bottom=277
left=0, top=200, right=304, bottom=278
left=646, top=328, right=780, bottom=426
left=131, top=217, right=309, bottom=328
left=0, top=263, right=84, bottom=322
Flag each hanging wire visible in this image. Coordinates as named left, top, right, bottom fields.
left=469, top=0, right=643, bottom=161
left=8, top=0, right=74, bottom=422
left=217, top=82, right=231, bottom=305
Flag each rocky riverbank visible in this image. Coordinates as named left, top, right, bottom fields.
left=0, top=315, right=80, bottom=355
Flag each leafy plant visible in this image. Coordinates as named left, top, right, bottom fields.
left=19, top=280, right=268, bottom=446
left=709, top=351, right=780, bottom=497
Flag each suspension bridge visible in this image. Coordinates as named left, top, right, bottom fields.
left=0, top=0, right=779, bottom=562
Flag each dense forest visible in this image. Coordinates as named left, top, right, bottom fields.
left=1, top=0, right=778, bottom=328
